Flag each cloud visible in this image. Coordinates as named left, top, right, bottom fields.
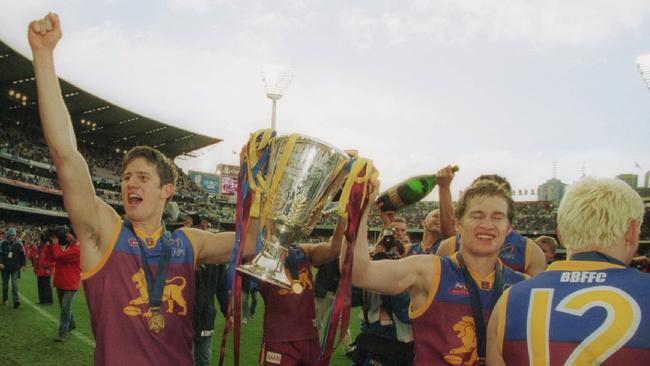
left=339, top=0, right=650, bottom=49
left=166, top=0, right=224, bottom=13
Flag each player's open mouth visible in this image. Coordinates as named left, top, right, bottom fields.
left=127, top=193, right=143, bottom=205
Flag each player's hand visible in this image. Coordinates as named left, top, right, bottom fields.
left=436, top=165, right=455, bottom=189
left=28, top=12, right=62, bottom=53
left=368, top=177, right=380, bottom=205
left=373, top=200, right=394, bottom=227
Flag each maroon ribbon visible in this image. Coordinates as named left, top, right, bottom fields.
left=218, top=168, right=251, bottom=366
left=319, top=165, right=370, bottom=365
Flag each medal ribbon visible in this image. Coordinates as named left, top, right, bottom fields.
left=125, top=220, right=173, bottom=314
left=319, top=158, right=376, bottom=365
left=456, top=253, right=504, bottom=366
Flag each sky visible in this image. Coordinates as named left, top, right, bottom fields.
left=2, top=0, right=650, bottom=200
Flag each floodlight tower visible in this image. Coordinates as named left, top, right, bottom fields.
left=636, top=54, right=650, bottom=91
left=262, top=64, right=293, bottom=130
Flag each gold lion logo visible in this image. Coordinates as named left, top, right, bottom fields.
left=278, top=268, right=313, bottom=295
left=123, top=268, right=188, bottom=317
left=443, top=316, right=478, bottom=366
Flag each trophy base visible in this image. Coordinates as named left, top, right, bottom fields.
left=237, top=263, right=292, bottom=290
left=237, top=243, right=291, bottom=289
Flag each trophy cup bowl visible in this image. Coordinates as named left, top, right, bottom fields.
left=237, top=134, right=350, bottom=289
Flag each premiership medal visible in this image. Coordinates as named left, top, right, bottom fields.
left=148, top=312, right=166, bottom=334
left=291, top=280, right=303, bottom=294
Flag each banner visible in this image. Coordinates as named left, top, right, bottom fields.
left=188, top=171, right=222, bottom=194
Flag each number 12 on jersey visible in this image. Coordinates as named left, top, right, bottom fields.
left=527, top=286, right=641, bottom=366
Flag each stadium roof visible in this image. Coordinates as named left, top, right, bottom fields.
left=0, top=40, right=221, bottom=159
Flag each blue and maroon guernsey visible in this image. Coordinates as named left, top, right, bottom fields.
left=409, top=253, right=525, bottom=366
left=500, top=260, right=650, bottom=365
left=82, top=220, right=197, bottom=366
left=258, top=246, right=319, bottom=343
left=452, top=231, right=532, bottom=273
left=407, top=239, right=442, bottom=256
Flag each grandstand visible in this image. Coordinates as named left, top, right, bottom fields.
left=0, top=39, right=226, bottom=232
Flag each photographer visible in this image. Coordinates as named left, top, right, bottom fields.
left=351, top=233, right=414, bottom=366
left=49, top=226, right=80, bottom=342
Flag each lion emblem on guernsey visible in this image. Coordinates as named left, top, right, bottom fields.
left=443, top=316, right=478, bottom=365
left=123, top=269, right=188, bottom=317
left=278, top=268, right=313, bottom=295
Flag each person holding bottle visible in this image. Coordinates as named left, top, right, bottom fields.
left=346, top=176, right=527, bottom=365
left=407, top=166, right=457, bottom=256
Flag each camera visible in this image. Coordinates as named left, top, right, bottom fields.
left=373, top=229, right=403, bottom=260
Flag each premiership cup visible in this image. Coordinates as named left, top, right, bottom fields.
left=237, top=134, right=350, bottom=290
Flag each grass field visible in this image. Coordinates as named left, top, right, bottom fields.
left=0, top=269, right=360, bottom=365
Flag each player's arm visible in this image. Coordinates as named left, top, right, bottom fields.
left=525, top=239, right=546, bottom=276
left=486, top=289, right=509, bottom=366
left=29, top=13, right=118, bottom=271
left=192, top=218, right=258, bottom=265
left=301, top=213, right=346, bottom=267
left=437, top=165, right=456, bottom=238
left=344, top=179, right=432, bottom=296
left=435, top=236, right=456, bottom=256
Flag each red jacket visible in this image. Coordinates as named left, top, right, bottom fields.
left=31, top=242, right=55, bottom=277
left=50, top=242, right=81, bottom=291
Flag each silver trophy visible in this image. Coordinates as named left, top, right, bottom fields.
left=237, top=134, right=350, bottom=290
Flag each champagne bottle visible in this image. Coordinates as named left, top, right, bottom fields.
left=377, top=166, right=459, bottom=212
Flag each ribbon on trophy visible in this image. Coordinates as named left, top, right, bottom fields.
left=218, top=129, right=274, bottom=366
left=319, top=158, right=377, bottom=365
left=124, top=220, right=173, bottom=334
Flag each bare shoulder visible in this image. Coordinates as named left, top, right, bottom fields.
left=403, top=254, right=440, bottom=307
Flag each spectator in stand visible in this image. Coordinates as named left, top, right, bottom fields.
left=0, top=227, right=26, bottom=308
left=534, top=235, right=558, bottom=265
left=49, top=226, right=81, bottom=342
left=32, top=230, right=54, bottom=304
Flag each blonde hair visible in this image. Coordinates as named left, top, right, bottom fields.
left=557, top=177, right=644, bottom=249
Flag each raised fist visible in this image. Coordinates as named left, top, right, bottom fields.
left=28, top=12, right=62, bottom=53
